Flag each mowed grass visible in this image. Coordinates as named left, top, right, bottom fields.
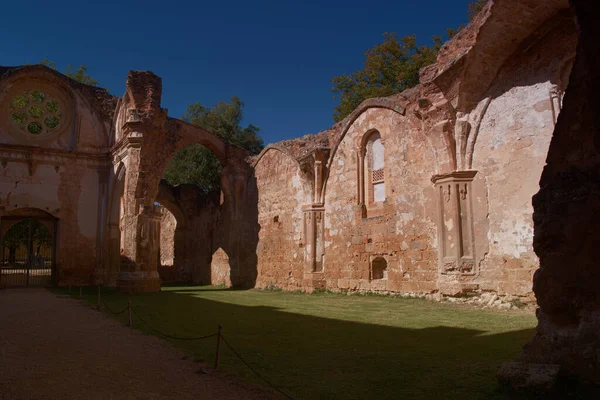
left=65, top=285, right=537, bottom=400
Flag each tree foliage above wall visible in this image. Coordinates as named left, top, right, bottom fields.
left=34, top=59, right=100, bottom=86
left=331, top=0, right=489, bottom=122
left=163, top=97, right=264, bottom=192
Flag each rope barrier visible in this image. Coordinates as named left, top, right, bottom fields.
left=221, top=334, right=295, bottom=400
left=93, top=293, right=295, bottom=399
left=101, top=301, right=129, bottom=316
left=131, top=307, right=218, bottom=341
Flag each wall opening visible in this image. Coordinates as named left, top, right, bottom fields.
left=1, top=210, right=57, bottom=287
left=371, top=257, right=387, bottom=280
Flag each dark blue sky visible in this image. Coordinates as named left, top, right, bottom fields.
left=1, top=0, right=473, bottom=145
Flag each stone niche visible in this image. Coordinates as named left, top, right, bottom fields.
left=432, top=171, right=478, bottom=293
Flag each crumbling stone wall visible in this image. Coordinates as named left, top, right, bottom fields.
left=470, top=12, right=577, bottom=296
left=253, top=148, right=310, bottom=290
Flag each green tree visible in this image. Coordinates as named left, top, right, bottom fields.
left=34, top=58, right=100, bottom=86
left=163, top=97, right=263, bottom=192
left=330, top=0, right=489, bottom=122
left=331, top=33, right=440, bottom=122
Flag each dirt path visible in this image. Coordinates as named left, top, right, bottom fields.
left=0, top=288, right=274, bottom=400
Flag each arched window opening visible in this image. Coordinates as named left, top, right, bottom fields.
left=371, top=257, right=387, bottom=280
left=358, top=131, right=385, bottom=210
left=369, top=135, right=385, bottom=203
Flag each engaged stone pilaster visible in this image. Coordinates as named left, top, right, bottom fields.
left=432, top=171, right=478, bottom=295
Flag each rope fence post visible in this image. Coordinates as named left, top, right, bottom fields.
left=128, top=300, right=132, bottom=328
left=214, top=324, right=222, bottom=370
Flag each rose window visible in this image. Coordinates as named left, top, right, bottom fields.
left=10, top=90, right=62, bottom=135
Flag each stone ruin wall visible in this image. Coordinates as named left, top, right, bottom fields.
left=471, top=16, right=577, bottom=296
left=251, top=7, right=578, bottom=299
left=0, top=0, right=581, bottom=303
left=0, top=66, right=116, bottom=285
left=323, top=108, right=438, bottom=293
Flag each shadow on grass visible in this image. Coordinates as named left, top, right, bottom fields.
left=55, top=286, right=597, bottom=400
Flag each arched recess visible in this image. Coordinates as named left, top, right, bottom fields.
left=252, top=146, right=312, bottom=290
left=211, top=247, right=231, bottom=287
left=0, top=208, right=58, bottom=287
left=252, top=146, right=313, bottom=197
left=104, top=162, right=126, bottom=286
left=154, top=181, right=188, bottom=282
left=321, top=101, right=441, bottom=203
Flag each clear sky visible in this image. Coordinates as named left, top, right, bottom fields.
left=1, top=0, right=473, bottom=145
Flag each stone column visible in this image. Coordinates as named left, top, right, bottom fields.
left=432, top=171, right=478, bottom=295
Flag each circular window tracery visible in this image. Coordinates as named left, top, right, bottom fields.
left=9, top=89, right=62, bottom=135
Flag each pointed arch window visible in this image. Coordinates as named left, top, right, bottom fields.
left=358, top=130, right=386, bottom=208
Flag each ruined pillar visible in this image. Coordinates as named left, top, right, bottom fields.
left=117, top=204, right=162, bottom=293
left=114, top=133, right=162, bottom=293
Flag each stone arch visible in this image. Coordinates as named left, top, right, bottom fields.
left=210, top=247, right=231, bottom=287
left=252, top=145, right=302, bottom=169
left=321, top=101, right=438, bottom=204
left=371, top=256, right=388, bottom=281
left=252, top=146, right=313, bottom=199
left=0, top=207, right=58, bottom=286
left=358, top=129, right=386, bottom=206
left=465, top=9, right=577, bottom=171
left=113, top=70, right=256, bottom=292
left=131, top=119, right=251, bottom=224
left=154, top=181, right=188, bottom=282
left=1, top=207, right=58, bottom=238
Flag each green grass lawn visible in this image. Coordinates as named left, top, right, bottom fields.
left=65, top=286, right=538, bottom=399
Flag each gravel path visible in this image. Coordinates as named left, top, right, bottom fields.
left=0, top=288, right=274, bottom=400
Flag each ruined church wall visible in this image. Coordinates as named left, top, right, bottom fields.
left=0, top=67, right=115, bottom=285
left=323, top=108, right=438, bottom=293
left=470, top=21, right=577, bottom=296
left=0, top=158, right=103, bottom=284
left=254, top=148, right=310, bottom=290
